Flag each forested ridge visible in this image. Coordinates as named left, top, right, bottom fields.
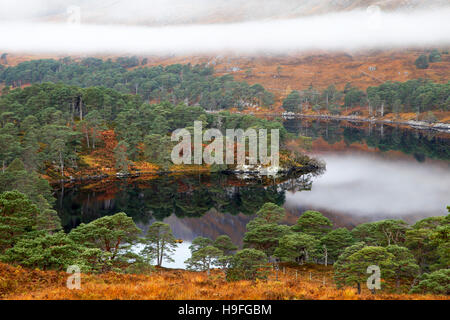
left=1, top=57, right=449, bottom=118
left=0, top=80, right=300, bottom=180
left=0, top=57, right=275, bottom=110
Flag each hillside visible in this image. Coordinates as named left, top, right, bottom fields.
left=2, top=49, right=449, bottom=128
left=3, top=48, right=449, bottom=99
left=141, top=49, right=450, bottom=104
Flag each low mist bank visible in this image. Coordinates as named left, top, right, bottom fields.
left=0, top=8, right=449, bottom=54
left=285, top=153, right=450, bottom=219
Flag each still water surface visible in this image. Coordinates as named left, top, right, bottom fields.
left=55, top=119, right=450, bottom=268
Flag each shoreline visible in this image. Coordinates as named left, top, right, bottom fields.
left=284, top=113, right=450, bottom=133
left=207, top=110, right=450, bottom=133
left=49, top=164, right=321, bottom=185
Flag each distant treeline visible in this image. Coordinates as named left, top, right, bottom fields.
left=0, top=57, right=274, bottom=110
left=282, top=80, right=450, bottom=115
left=1, top=57, right=448, bottom=115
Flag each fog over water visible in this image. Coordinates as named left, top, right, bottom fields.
left=285, top=153, right=450, bottom=219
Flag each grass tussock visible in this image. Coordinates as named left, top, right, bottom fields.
left=1, top=263, right=447, bottom=300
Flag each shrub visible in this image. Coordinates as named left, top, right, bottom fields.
left=415, top=55, right=429, bottom=69
left=226, top=249, right=268, bottom=281
left=410, top=269, right=450, bottom=295
left=429, top=49, right=442, bottom=63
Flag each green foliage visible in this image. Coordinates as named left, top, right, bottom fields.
left=334, top=245, right=395, bottom=292
left=386, top=245, right=420, bottom=288
left=68, top=212, right=141, bottom=265
left=292, top=210, right=332, bottom=238
left=320, top=228, right=354, bottom=263
left=351, top=219, right=408, bottom=246
left=333, top=242, right=366, bottom=288
left=114, top=141, right=131, bottom=174
left=410, top=269, right=450, bottom=295
left=0, top=59, right=272, bottom=110
left=2, top=72, right=445, bottom=183
left=0, top=79, right=290, bottom=176
left=428, top=49, right=442, bottom=63
left=74, top=248, right=113, bottom=273
left=374, top=219, right=408, bottom=246
left=35, top=209, right=62, bottom=234
left=430, top=215, right=450, bottom=270
left=282, top=91, right=302, bottom=112
left=274, top=233, right=320, bottom=264
left=141, top=222, right=178, bottom=266
left=404, top=215, right=448, bottom=272
left=368, top=79, right=449, bottom=113
left=415, top=55, right=429, bottom=69
left=226, top=249, right=268, bottom=281
left=0, top=231, right=83, bottom=271
left=405, top=228, right=439, bottom=272
left=189, top=236, right=214, bottom=251
left=0, top=191, right=39, bottom=252
left=350, top=223, right=375, bottom=244
left=243, top=217, right=290, bottom=258
left=143, top=134, right=172, bottom=170
left=213, top=235, right=237, bottom=255
left=185, top=237, right=223, bottom=272
left=0, top=134, right=21, bottom=170
left=0, top=159, right=54, bottom=211
left=255, top=202, right=286, bottom=224
left=211, top=235, right=236, bottom=270
left=413, top=216, right=445, bottom=229
left=344, top=87, right=365, bottom=108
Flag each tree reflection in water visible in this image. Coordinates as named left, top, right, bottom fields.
left=55, top=172, right=320, bottom=232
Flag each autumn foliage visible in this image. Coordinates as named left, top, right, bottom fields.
left=1, top=263, right=447, bottom=300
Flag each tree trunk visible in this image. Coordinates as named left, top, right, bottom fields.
left=85, top=130, right=90, bottom=148
left=324, top=245, right=328, bottom=267
left=79, top=98, right=83, bottom=121
left=59, top=152, right=64, bottom=177
left=157, top=241, right=161, bottom=266
left=357, top=282, right=361, bottom=295
left=159, top=245, right=164, bottom=267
